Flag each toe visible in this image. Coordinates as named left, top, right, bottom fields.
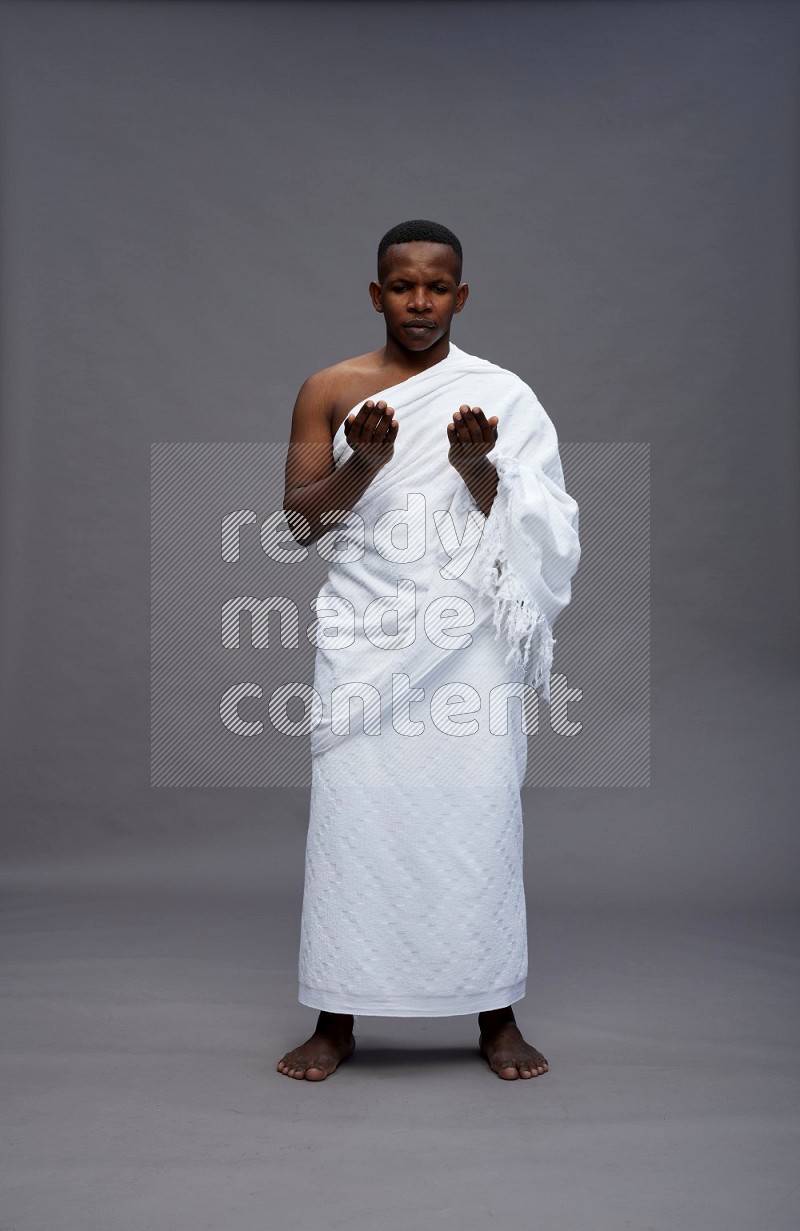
left=305, top=1066, right=328, bottom=1081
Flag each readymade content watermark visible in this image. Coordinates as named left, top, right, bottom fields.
left=151, top=442, right=649, bottom=787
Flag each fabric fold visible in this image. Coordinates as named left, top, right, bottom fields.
left=453, top=407, right=581, bottom=704
left=310, top=343, right=580, bottom=750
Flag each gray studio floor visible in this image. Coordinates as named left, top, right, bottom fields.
left=1, top=836, right=798, bottom=1231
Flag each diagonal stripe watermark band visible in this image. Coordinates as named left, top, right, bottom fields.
left=151, top=442, right=649, bottom=787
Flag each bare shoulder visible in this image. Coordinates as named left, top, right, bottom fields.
left=294, top=348, right=390, bottom=440
left=306, top=349, right=385, bottom=396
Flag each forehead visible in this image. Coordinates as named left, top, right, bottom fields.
left=382, top=241, right=460, bottom=281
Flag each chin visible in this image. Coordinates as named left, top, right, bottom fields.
left=399, top=332, right=440, bottom=350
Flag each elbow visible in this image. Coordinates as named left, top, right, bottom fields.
left=282, top=494, right=315, bottom=546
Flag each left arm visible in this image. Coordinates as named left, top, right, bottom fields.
left=447, top=404, right=499, bottom=516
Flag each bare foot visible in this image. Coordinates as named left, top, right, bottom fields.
left=478, top=1006, right=549, bottom=1080
left=276, top=1011, right=355, bottom=1081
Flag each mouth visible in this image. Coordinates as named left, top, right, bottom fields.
left=403, top=321, right=435, bottom=331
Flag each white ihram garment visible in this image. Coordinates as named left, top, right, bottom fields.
left=298, top=343, right=581, bottom=1016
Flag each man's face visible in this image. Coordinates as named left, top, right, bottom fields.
left=369, top=242, right=468, bottom=352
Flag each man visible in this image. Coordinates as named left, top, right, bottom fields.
left=277, top=220, right=581, bottom=1081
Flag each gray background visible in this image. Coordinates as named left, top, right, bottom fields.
left=1, top=2, right=798, bottom=1229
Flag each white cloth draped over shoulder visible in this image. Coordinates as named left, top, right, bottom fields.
left=297, top=342, right=581, bottom=1017
left=308, top=343, right=581, bottom=756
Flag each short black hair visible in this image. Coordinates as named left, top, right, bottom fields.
left=377, top=219, right=463, bottom=282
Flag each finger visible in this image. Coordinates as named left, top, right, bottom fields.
left=472, top=407, right=493, bottom=441
left=368, top=401, right=392, bottom=433
left=483, top=413, right=500, bottom=442
left=357, top=400, right=384, bottom=429
left=350, top=401, right=374, bottom=436
left=462, top=407, right=483, bottom=446
left=453, top=410, right=473, bottom=445
left=352, top=401, right=385, bottom=439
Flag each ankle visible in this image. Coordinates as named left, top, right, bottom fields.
left=478, top=1005, right=516, bottom=1029
left=316, top=1010, right=354, bottom=1035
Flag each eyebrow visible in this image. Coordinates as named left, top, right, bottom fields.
left=388, top=275, right=454, bottom=284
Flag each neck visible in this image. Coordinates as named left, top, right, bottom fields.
left=382, top=331, right=451, bottom=375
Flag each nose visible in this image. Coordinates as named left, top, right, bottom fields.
left=407, top=288, right=432, bottom=313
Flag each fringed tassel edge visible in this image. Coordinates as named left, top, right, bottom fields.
left=470, top=481, right=556, bottom=702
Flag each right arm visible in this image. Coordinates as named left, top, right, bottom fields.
left=282, top=371, right=398, bottom=546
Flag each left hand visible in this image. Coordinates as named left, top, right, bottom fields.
left=447, top=405, right=499, bottom=472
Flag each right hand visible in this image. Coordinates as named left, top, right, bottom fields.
left=343, top=400, right=398, bottom=472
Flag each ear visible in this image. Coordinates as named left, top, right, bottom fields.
left=368, top=281, right=383, bottom=313
left=454, top=283, right=470, bottom=314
